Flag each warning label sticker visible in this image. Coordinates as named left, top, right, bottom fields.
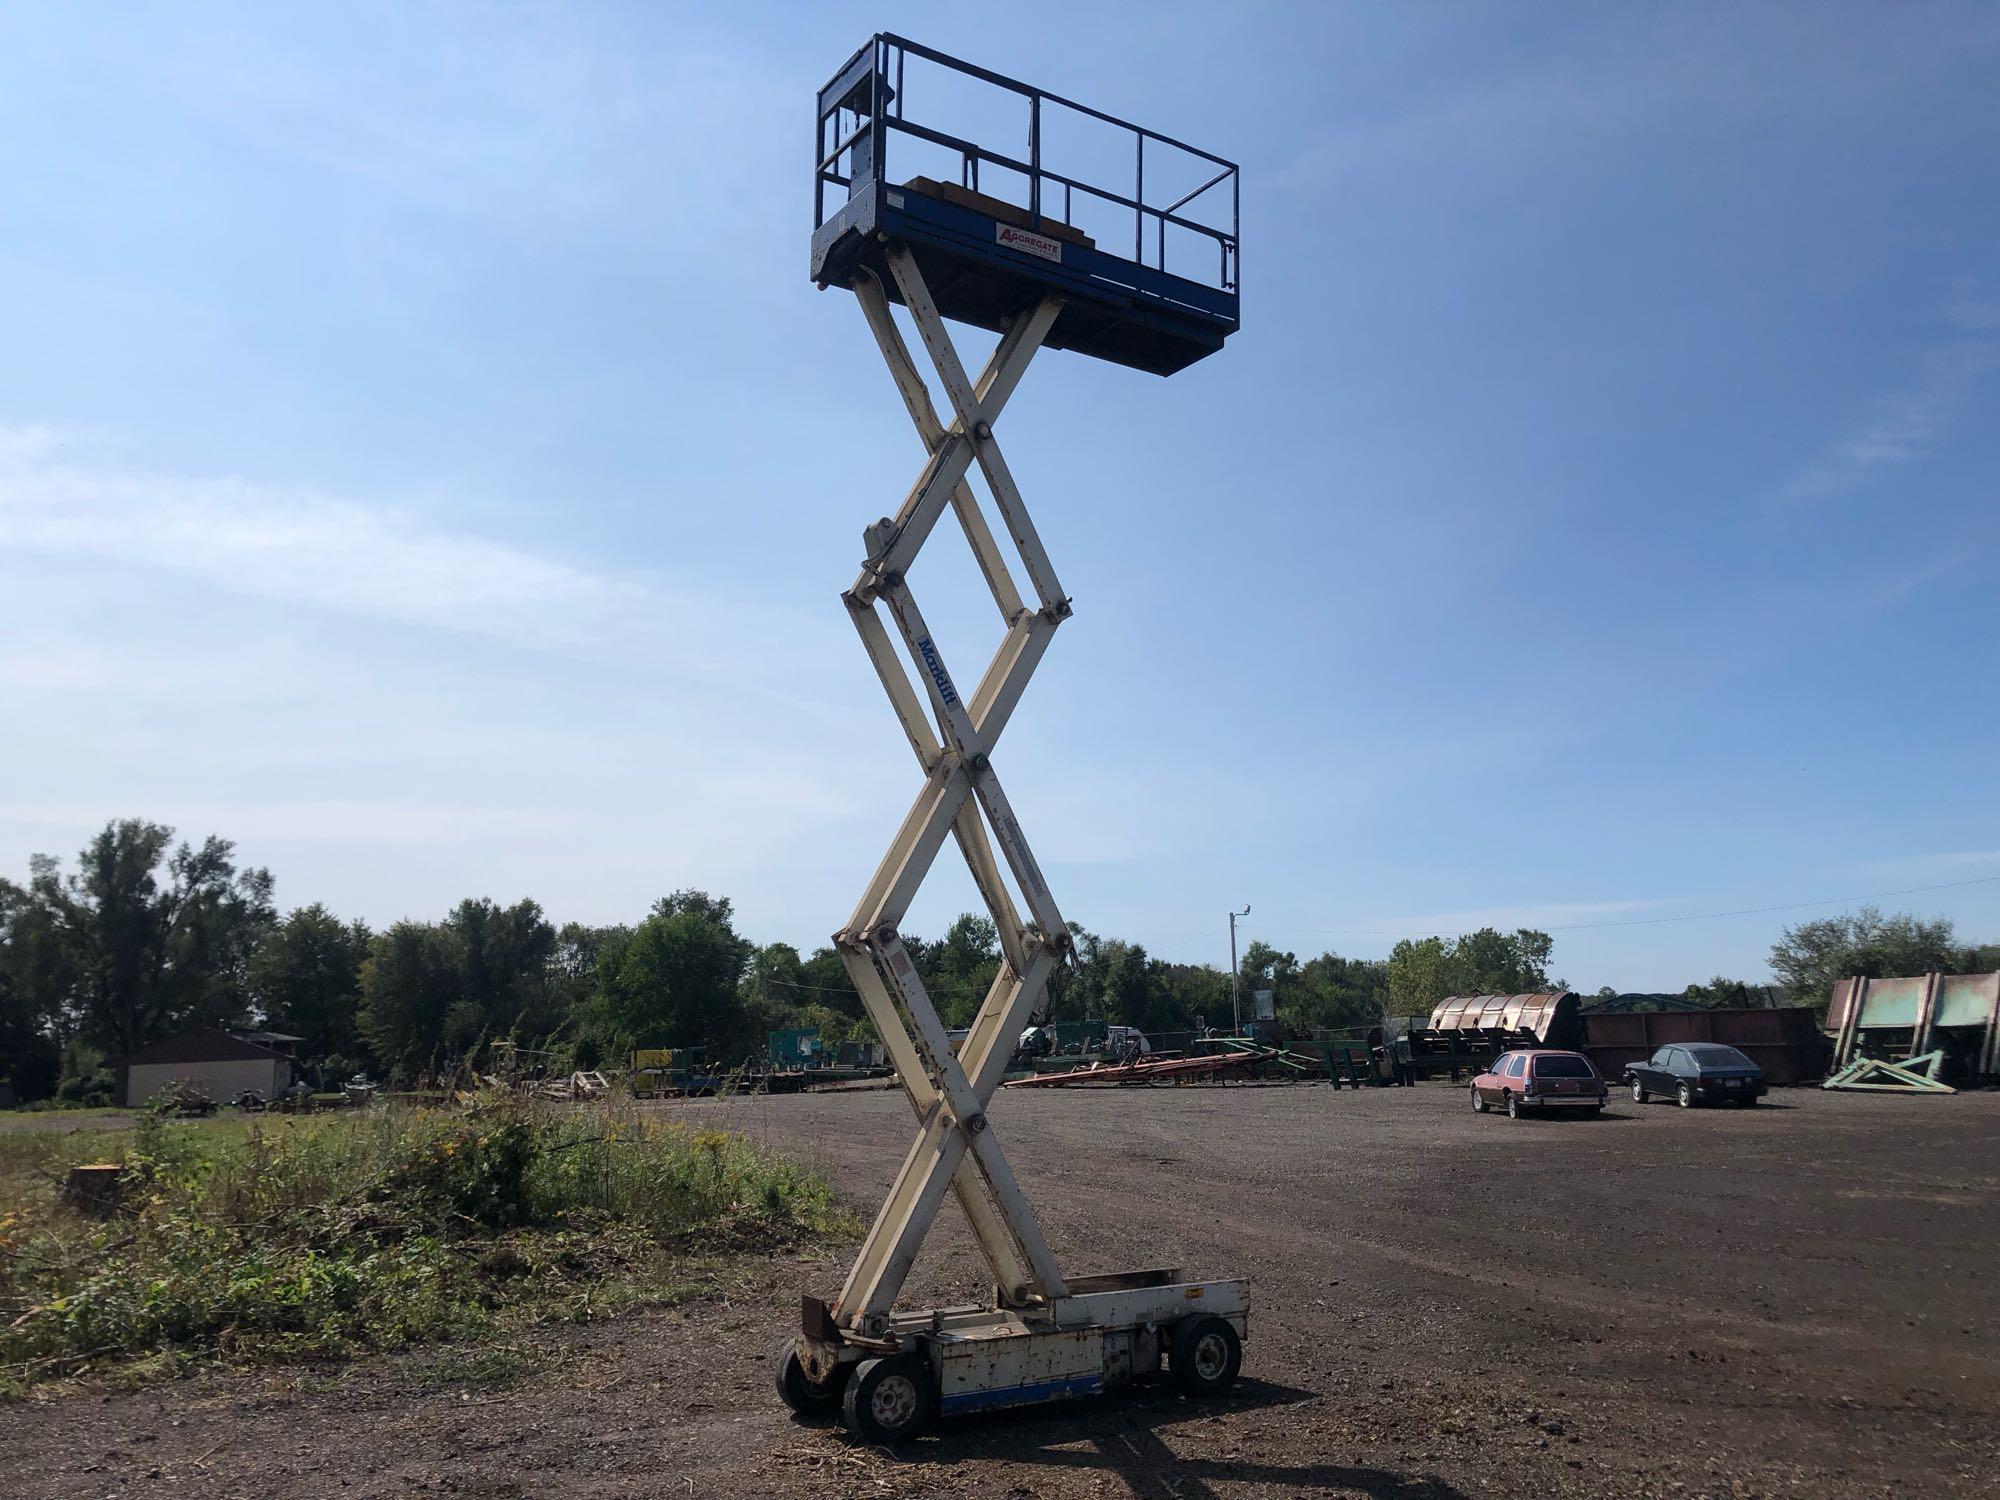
left=996, top=223, right=1063, bottom=263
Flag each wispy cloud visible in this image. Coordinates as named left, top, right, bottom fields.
left=0, top=798, right=576, bottom=847
left=1782, top=298, right=2000, bottom=502
left=0, top=426, right=677, bottom=653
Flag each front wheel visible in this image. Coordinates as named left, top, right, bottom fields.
left=1470, top=1086, right=1488, bottom=1113
left=1171, top=1314, right=1242, bottom=1396
left=843, top=1354, right=933, bottom=1446
left=1505, top=1092, right=1522, bottom=1119
left=1631, top=1079, right=1648, bottom=1103
left=774, top=1339, right=847, bottom=1417
left=1676, top=1082, right=1694, bottom=1109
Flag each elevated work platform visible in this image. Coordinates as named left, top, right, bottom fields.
left=813, top=35, right=1240, bottom=376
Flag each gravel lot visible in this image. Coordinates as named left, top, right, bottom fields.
left=3, top=1082, right=1996, bottom=1498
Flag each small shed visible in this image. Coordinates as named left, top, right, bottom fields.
left=117, top=1029, right=295, bottom=1108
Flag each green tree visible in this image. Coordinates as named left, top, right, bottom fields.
left=448, top=897, right=560, bottom=1039
left=1056, top=930, right=1227, bottom=1036
left=912, top=913, right=1002, bottom=1027
left=596, top=891, right=753, bottom=1057
left=359, top=920, right=467, bottom=1081
left=1231, top=942, right=1389, bottom=1034
left=1388, top=927, right=1558, bottom=1016
left=20, top=820, right=275, bottom=1056
left=551, top=921, right=629, bottom=1065
left=1682, top=975, right=1763, bottom=1009
left=357, top=899, right=563, bottom=1081
left=1770, top=906, right=1961, bottom=1012
left=1234, top=939, right=1297, bottom=1025
left=1291, top=951, right=1390, bottom=1033
left=249, top=904, right=371, bottom=1061
left=0, top=877, right=62, bottom=1100
left=1085, top=939, right=1173, bottom=1031
left=1387, top=935, right=1455, bottom=1016
left=1453, top=927, right=1555, bottom=994
left=1962, top=941, right=2000, bottom=973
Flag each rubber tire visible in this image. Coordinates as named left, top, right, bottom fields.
left=1631, top=1079, right=1648, bottom=1103
left=842, top=1354, right=933, bottom=1446
left=774, top=1339, right=847, bottom=1417
left=1505, top=1092, right=1522, bottom=1119
left=1677, top=1081, right=1694, bottom=1109
left=1171, top=1314, right=1243, bottom=1397
left=1738, top=1096, right=1759, bottom=1107
left=1470, top=1086, right=1488, bottom=1113
left=1582, top=1106, right=1602, bottom=1117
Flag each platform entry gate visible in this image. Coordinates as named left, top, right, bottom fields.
left=785, top=34, right=1246, bottom=1442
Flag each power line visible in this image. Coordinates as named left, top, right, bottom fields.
left=747, top=872, right=1999, bottom=993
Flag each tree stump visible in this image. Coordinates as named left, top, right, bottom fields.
left=62, top=1163, right=127, bottom=1218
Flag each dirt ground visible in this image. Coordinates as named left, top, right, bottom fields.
left=3, top=1082, right=1996, bottom=1499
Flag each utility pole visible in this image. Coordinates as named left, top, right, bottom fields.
left=1228, top=905, right=1251, bottom=1035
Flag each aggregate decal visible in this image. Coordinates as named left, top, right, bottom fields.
left=996, top=224, right=1063, bottom=263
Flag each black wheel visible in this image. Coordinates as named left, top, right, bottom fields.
left=1171, top=1314, right=1242, bottom=1396
left=775, top=1338, right=848, bottom=1417
left=1581, top=1106, right=1602, bottom=1117
left=1676, top=1081, right=1694, bottom=1109
left=1505, top=1092, right=1522, bottom=1119
left=1469, top=1085, right=1488, bottom=1113
left=1630, top=1079, right=1647, bottom=1103
left=842, top=1354, right=933, bottom=1445
left=1738, top=1096, right=1759, bottom=1107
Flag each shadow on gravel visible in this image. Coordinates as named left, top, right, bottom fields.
left=895, top=1379, right=1471, bottom=1499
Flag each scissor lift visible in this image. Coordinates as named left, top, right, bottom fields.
left=780, top=35, right=1243, bottom=1445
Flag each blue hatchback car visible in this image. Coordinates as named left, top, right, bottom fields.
left=1624, top=1043, right=1767, bottom=1107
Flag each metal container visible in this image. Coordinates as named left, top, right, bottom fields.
left=1583, top=1006, right=1826, bottom=1085
left=1827, top=972, right=2000, bottom=1080
left=1426, top=992, right=1585, bottom=1046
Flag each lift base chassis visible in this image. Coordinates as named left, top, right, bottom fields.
left=800, top=1271, right=1247, bottom=1417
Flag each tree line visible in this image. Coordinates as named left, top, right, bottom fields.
left=0, top=820, right=1304, bottom=1102
left=2, top=819, right=1991, bottom=1104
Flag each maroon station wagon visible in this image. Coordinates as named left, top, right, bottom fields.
left=1469, top=1049, right=1607, bottom=1119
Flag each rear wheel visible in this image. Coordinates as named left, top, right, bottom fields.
left=1505, top=1092, right=1522, bottom=1119
left=1469, top=1085, right=1488, bottom=1113
left=1171, top=1314, right=1242, bottom=1397
left=1630, top=1079, right=1648, bottom=1103
left=842, top=1354, right=932, bottom=1445
left=1676, top=1081, right=1694, bottom=1109
left=774, top=1339, right=848, bottom=1417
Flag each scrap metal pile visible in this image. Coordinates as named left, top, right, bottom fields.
left=1004, top=1038, right=1329, bottom=1088
left=1826, top=971, right=1999, bottom=1088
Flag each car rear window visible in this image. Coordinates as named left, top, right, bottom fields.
left=1685, top=1045, right=1753, bottom=1068
left=1532, top=1055, right=1596, bottom=1078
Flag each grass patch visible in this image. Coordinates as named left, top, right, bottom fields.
left=413, top=1344, right=537, bottom=1388
left=0, top=1094, right=852, bottom=1396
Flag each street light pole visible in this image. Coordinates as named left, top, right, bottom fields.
left=1228, top=904, right=1251, bottom=1035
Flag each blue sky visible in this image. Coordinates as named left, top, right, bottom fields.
left=1, top=2, right=1996, bottom=990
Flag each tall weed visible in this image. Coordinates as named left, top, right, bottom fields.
left=0, top=1095, right=847, bottom=1393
